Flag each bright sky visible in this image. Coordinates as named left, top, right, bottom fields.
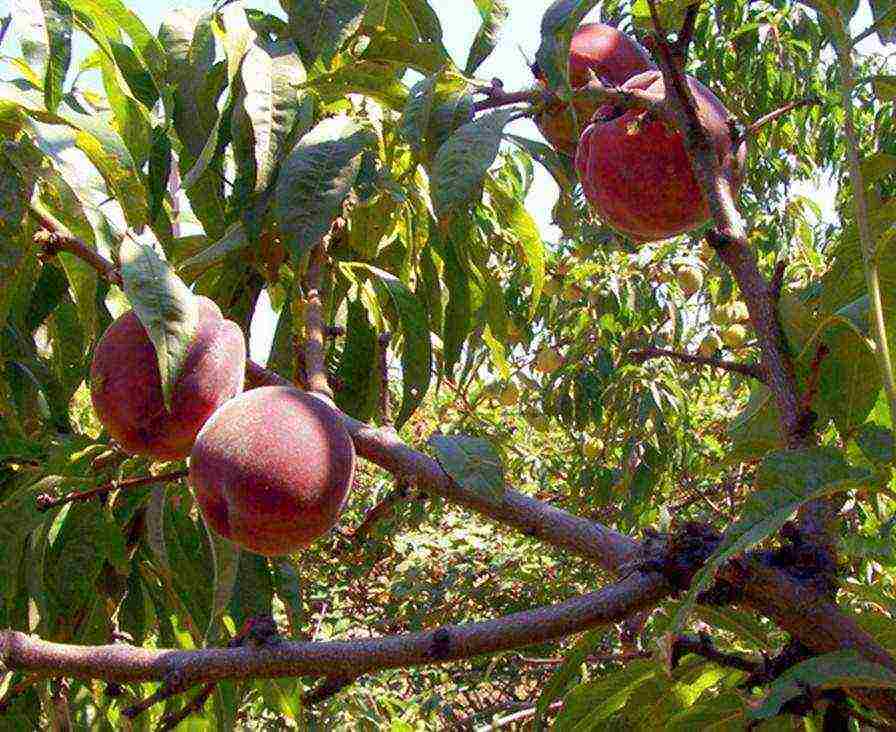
left=0, top=0, right=889, bottom=360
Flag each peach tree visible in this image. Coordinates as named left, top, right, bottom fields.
left=2, top=0, right=896, bottom=728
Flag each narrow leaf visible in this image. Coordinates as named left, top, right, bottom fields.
left=275, top=115, right=375, bottom=263
left=119, top=239, right=199, bottom=411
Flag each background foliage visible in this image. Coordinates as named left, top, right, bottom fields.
left=2, top=0, right=896, bottom=728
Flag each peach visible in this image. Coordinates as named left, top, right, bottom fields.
left=535, top=23, right=655, bottom=156
left=190, top=386, right=355, bottom=556
left=576, top=70, right=746, bottom=242
left=90, top=296, right=245, bottom=460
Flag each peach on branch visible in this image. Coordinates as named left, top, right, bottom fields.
left=90, top=296, right=246, bottom=461
left=190, top=386, right=356, bottom=556
left=576, top=71, right=747, bottom=242
left=534, top=23, right=656, bottom=156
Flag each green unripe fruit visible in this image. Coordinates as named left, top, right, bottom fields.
left=525, top=410, right=551, bottom=432
left=583, top=437, right=604, bottom=459
left=721, top=323, right=748, bottom=349
left=543, top=278, right=562, bottom=297
left=676, top=266, right=703, bottom=298
left=699, top=332, right=723, bottom=357
left=499, top=383, right=520, bottom=406
left=535, top=347, right=564, bottom=373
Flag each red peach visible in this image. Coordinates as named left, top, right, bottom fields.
left=90, top=296, right=246, bottom=460
left=576, top=70, right=746, bottom=242
left=190, top=386, right=355, bottom=556
left=535, top=23, right=656, bottom=156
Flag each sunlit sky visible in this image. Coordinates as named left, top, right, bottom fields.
left=0, top=0, right=889, bottom=360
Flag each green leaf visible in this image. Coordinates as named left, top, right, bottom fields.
left=871, top=74, right=896, bottom=102
left=148, top=125, right=171, bottom=224
left=228, top=552, right=274, bottom=629
left=534, top=0, right=601, bottom=93
left=667, top=690, right=748, bottom=731
left=465, top=0, right=509, bottom=75
left=346, top=264, right=432, bottom=427
left=238, top=37, right=308, bottom=202
left=275, top=115, right=375, bottom=264
left=750, top=650, right=896, bottom=720
left=283, top=0, right=366, bottom=65
left=202, top=515, right=241, bottom=645
left=552, top=659, right=657, bottom=729
left=146, top=484, right=170, bottom=574
left=334, top=296, right=380, bottom=422
left=400, top=72, right=474, bottom=162
left=431, top=109, right=516, bottom=220
left=485, top=176, right=545, bottom=315
left=0, top=81, right=149, bottom=229
left=428, top=434, right=505, bottom=501
left=178, top=221, right=249, bottom=280
left=72, top=0, right=167, bottom=97
left=13, top=0, right=73, bottom=114
left=432, top=218, right=472, bottom=373
left=534, top=630, right=605, bottom=729
left=181, top=6, right=256, bottom=191
left=45, top=501, right=109, bottom=614
left=670, top=448, right=883, bottom=633
left=856, top=422, right=895, bottom=464
left=119, top=240, right=199, bottom=411
left=303, top=60, right=410, bottom=111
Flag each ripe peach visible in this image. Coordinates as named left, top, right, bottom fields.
left=190, top=386, right=355, bottom=556
left=535, top=23, right=655, bottom=156
left=90, top=296, right=245, bottom=460
left=576, top=71, right=747, bottom=242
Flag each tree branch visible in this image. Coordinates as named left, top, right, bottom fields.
left=0, top=571, right=670, bottom=684
left=35, top=470, right=188, bottom=513
left=741, top=97, right=821, bottom=142
left=245, top=361, right=640, bottom=574
left=671, top=632, right=759, bottom=674
left=302, top=242, right=332, bottom=398
left=631, top=347, right=766, bottom=381
left=31, top=208, right=122, bottom=286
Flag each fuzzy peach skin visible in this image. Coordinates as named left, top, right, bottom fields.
left=535, top=23, right=656, bottom=156
left=190, top=386, right=356, bottom=556
left=575, top=70, right=747, bottom=242
left=90, top=296, right=246, bottom=460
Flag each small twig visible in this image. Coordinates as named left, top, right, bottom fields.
left=631, top=347, right=765, bottom=381
left=348, top=481, right=411, bottom=548
left=741, top=97, right=821, bottom=142
left=672, top=3, right=699, bottom=64
left=797, top=343, right=830, bottom=430
left=771, top=259, right=787, bottom=301
left=301, top=241, right=332, bottom=397
left=473, top=87, right=542, bottom=113
left=122, top=670, right=190, bottom=720
left=378, top=333, right=393, bottom=427
left=482, top=700, right=564, bottom=731
left=35, top=470, right=189, bottom=513
left=32, top=212, right=123, bottom=286
left=672, top=632, right=760, bottom=674
left=518, top=650, right=651, bottom=665
left=156, top=682, right=216, bottom=731
left=303, top=675, right=357, bottom=705
left=0, top=16, right=11, bottom=50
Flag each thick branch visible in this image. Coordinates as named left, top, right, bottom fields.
left=245, top=361, right=640, bottom=574
left=302, top=242, right=331, bottom=397
left=0, top=572, right=669, bottom=683
left=631, top=347, right=765, bottom=381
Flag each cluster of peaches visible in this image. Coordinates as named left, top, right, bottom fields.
left=90, top=297, right=354, bottom=556
left=534, top=23, right=745, bottom=242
